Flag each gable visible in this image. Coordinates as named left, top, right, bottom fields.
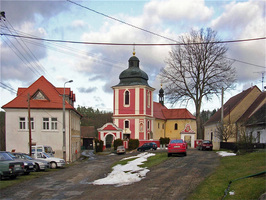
left=2, top=76, right=80, bottom=117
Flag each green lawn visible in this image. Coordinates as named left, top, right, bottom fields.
left=187, top=151, right=266, bottom=200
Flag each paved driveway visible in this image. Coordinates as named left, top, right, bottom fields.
left=0, top=149, right=219, bottom=200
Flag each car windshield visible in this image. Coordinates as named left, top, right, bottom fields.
left=23, top=154, right=33, bottom=160
left=170, top=140, right=183, bottom=144
left=117, top=146, right=124, bottom=149
left=42, top=152, right=50, bottom=158
left=7, top=152, right=17, bottom=159
left=0, top=152, right=13, bottom=161
left=203, top=141, right=212, bottom=144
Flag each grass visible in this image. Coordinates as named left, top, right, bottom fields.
left=187, top=151, right=266, bottom=200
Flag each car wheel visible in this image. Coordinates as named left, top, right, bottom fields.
left=0, top=175, right=2, bottom=181
left=168, top=153, right=171, bottom=157
left=24, top=172, right=30, bottom=175
left=35, top=164, right=40, bottom=172
left=184, top=152, right=187, bottom=156
left=50, top=162, right=57, bottom=169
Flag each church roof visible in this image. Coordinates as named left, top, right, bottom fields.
left=114, top=54, right=151, bottom=87
left=153, top=102, right=196, bottom=120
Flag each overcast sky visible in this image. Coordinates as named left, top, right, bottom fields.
left=0, top=0, right=265, bottom=113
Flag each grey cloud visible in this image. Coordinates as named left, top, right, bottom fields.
left=77, top=87, right=97, bottom=93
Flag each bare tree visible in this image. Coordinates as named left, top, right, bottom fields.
left=160, top=28, right=236, bottom=139
left=216, top=122, right=236, bottom=142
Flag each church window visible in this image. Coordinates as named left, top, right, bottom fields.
left=125, top=120, right=129, bottom=129
left=174, top=123, right=178, bottom=130
left=147, top=91, right=150, bottom=108
left=124, top=90, right=130, bottom=106
left=147, top=120, right=150, bottom=130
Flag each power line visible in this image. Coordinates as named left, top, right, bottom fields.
left=1, top=33, right=266, bottom=46
left=66, top=0, right=178, bottom=43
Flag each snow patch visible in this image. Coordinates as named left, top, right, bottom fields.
left=217, top=151, right=236, bottom=157
left=93, top=152, right=155, bottom=186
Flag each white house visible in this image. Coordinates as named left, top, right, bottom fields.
left=2, top=76, right=82, bottom=162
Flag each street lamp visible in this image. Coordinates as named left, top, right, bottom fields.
left=63, top=80, right=73, bottom=162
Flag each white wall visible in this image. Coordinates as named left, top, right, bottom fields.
left=5, top=108, right=69, bottom=159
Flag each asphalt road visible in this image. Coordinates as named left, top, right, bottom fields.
left=0, top=149, right=220, bottom=200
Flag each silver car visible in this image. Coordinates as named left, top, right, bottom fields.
left=12, top=153, right=50, bottom=171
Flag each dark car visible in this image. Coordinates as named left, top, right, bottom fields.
left=5, top=152, right=35, bottom=175
left=197, top=140, right=213, bottom=151
left=137, top=142, right=157, bottom=152
left=0, top=152, right=24, bottom=180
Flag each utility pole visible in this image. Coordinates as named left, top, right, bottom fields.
left=28, top=93, right=32, bottom=156
left=220, top=87, right=224, bottom=142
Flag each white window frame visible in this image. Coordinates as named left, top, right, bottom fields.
left=51, top=117, right=58, bottom=130
left=43, top=117, right=50, bottom=130
left=19, top=117, right=34, bottom=130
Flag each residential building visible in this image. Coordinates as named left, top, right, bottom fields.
left=204, top=86, right=264, bottom=149
left=2, top=76, right=82, bottom=162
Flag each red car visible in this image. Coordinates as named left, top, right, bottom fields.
left=167, top=139, right=187, bottom=157
left=197, top=140, right=213, bottom=151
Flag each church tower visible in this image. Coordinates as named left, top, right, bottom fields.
left=112, top=51, right=155, bottom=140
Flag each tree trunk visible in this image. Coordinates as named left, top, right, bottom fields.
left=196, top=106, right=202, bottom=139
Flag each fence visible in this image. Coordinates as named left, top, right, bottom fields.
left=220, top=142, right=266, bottom=152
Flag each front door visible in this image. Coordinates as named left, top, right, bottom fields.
left=106, top=135, right=113, bottom=148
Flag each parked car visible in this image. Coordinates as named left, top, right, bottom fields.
left=12, top=153, right=50, bottom=171
left=0, top=152, right=24, bottom=180
left=167, top=139, right=187, bottom=157
left=4, top=152, right=35, bottom=175
left=116, top=146, right=126, bottom=154
left=137, top=142, right=157, bottom=152
left=31, top=145, right=55, bottom=157
left=197, top=140, right=213, bottom=151
left=32, top=152, right=65, bottom=169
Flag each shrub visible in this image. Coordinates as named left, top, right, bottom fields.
left=94, top=138, right=103, bottom=152
left=128, top=139, right=139, bottom=150
left=159, top=137, right=170, bottom=145
left=114, top=139, right=123, bottom=150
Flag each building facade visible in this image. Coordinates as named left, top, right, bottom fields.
left=99, top=52, right=197, bottom=148
left=2, top=76, right=82, bottom=162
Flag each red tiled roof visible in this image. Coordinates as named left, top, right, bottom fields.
left=153, top=102, right=195, bottom=120
left=153, top=102, right=167, bottom=119
left=205, top=86, right=260, bottom=125
left=162, top=108, right=196, bottom=120
left=2, top=76, right=79, bottom=113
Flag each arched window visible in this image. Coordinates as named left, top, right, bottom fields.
left=174, top=123, right=178, bottom=130
left=147, top=120, right=150, bottom=129
left=125, top=90, right=129, bottom=106
left=147, top=91, right=150, bottom=108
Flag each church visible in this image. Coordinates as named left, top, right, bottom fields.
left=98, top=52, right=197, bottom=149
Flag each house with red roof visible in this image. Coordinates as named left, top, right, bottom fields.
left=98, top=52, right=197, bottom=149
left=204, top=86, right=265, bottom=150
left=2, top=76, right=82, bottom=162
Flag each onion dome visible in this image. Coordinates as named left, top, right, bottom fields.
left=115, top=52, right=150, bottom=87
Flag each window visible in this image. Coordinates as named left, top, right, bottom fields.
left=43, top=118, right=49, bottom=130
left=51, top=118, right=58, bottom=130
left=158, top=123, right=160, bottom=129
left=147, top=121, right=150, bottom=129
left=19, top=117, right=26, bottom=130
left=140, top=123, right=143, bottom=132
left=125, top=120, right=129, bottom=128
left=125, top=91, right=129, bottom=106
left=147, top=91, right=150, bottom=108
left=174, top=123, right=178, bottom=130
left=30, top=118, right=34, bottom=130
left=162, top=123, right=164, bottom=129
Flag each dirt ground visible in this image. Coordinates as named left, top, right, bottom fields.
left=0, top=149, right=220, bottom=200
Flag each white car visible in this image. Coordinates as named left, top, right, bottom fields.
left=32, top=152, right=65, bottom=169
